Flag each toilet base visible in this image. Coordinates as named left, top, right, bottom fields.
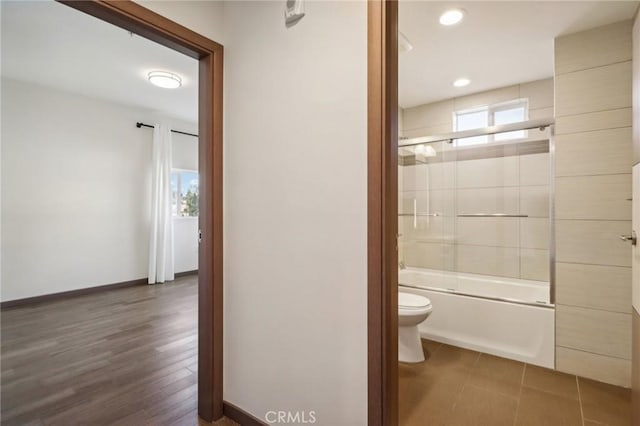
left=398, top=325, right=425, bottom=363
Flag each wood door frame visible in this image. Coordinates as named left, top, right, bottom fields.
left=57, top=1, right=224, bottom=421
left=368, top=1, right=399, bottom=425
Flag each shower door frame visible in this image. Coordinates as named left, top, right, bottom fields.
left=55, top=1, right=224, bottom=422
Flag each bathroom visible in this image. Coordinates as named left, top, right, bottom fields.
left=396, top=2, right=637, bottom=425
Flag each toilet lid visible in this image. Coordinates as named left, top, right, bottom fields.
left=399, top=292, right=431, bottom=309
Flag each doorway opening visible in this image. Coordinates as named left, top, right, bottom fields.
left=1, top=0, right=223, bottom=422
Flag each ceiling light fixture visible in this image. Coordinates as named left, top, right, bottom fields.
left=439, top=9, right=465, bottom=26
left=453, top=78, right=471, bottom=88
left=148, top=71, right=182, bottom=89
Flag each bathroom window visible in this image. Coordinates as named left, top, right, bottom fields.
left=454, top=99, right=528, bottom=146
left=171, top=170, right=199, bottom=217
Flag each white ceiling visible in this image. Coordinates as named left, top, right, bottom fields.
left=399, top=1, right=639, bottom=108
left=1, top=0, right=198, bottom=123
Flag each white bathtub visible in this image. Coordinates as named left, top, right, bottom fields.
left=399, top=267, right=555, bottom=368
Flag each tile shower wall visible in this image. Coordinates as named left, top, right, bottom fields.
left=399, top=151, right=550, bottom=281
left=554, top=20, right=633, bottom=387
left=399, top=79, right=553, bottom=282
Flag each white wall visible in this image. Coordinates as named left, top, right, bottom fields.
left=223, top=2, right=367, bottom=424
left=134, top=0, right=224, bottom=44
left=1, top=78, right=198, bottom=301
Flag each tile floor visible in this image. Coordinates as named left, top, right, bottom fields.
left=400, top=340, right=632, bottom=426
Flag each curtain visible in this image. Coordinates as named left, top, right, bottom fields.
left=148, top=124, right=174, bottom=284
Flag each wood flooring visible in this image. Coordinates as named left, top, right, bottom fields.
left=1, top=276, right=234, bottom=426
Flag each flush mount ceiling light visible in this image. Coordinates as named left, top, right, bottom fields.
left=439, top=9, right=465, bottom=26
left=453, top=78, right=471, bottom=88
left=148, top=71, right=182, bottom=89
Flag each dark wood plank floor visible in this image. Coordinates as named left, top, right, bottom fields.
left=1, top=276, right=234, bottom=426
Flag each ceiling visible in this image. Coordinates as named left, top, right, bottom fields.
left=399, top=1, right=639, bottom=108
left=1, top=0, right=198, bottom=123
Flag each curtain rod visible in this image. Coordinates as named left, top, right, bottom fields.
left=136, top=122, right=198, bottom=138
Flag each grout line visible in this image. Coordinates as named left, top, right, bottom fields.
left=555, top=344, right=632, bottom=361
left=576, top=375, right=585, bottom=426
left=554, top=301, right=632, bottom=315
left=555, top=59, right=632, bottom=76
left=452, top=350, right=481, bottom=411
left=512, top=364, right=527, bottom=426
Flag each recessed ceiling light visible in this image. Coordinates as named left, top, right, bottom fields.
left=439, top=9, right=465, bottom=26
left=148, top=71, right=182, bottom=89
left=453, top=78, right=471, bottom=87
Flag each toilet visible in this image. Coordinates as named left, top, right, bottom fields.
left=398, top=291, right=433, bottom=363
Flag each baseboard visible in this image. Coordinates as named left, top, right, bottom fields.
left=223, top=401, right=267, bottom=426
left=175, top=269, right=198, bottom=278
left=0, top=277, right=148, bottom=309
left=0, top=270, right=200, bottom=309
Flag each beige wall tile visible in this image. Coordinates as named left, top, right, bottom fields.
left=520, top=218, right=549, bottom=250
left=402, top=164, right=428, bottom=191
left=555, top=127, right=632, bottom=177
left=453, top=85, right=520, bottom=111
left=556, top=219, right=632, bottom=267
left=400, top=189, right=455, bottom=217
left=555, top=20, right=633, bottom=75
left=555, top=61, right=632, bottom=117
left=403, top=241, right=454, bottom=270
left=456, top=217, right=519, bottom=248
left=520, top=78, right=554, bottom=109
left=403, top=99, right=454, bottom=130
left=456, top=245, right=519, bottom=278
left=402, top=125, right=452, bottom=139
left=456, top=187, right=520, bottom=217
left=520, top=248, right=550, bottom=282
left=529, top=107, right=554, bottom=121
left=556, top=304, right=631, bottom=359
left=400, top=216, right=455, bottom=244
left=556, top=262, right=631, bottom=313
left=520, top=153, right=550, bottom=186
left=520, top=185, right=550, bottom=218
left=402, top=163, right=456, bottom=191
left=556, top=174, right=631, bottom=221
left=556, top=347, right=631, bottom=388
left=634, top=19, right=640, bottom=166
left=555, top=108, right=632, bottom=135
left=456, top=156, right=519, bottom=188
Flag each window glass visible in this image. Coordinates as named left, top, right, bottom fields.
left=171, top=170, right=199, bottom=217
left=494, top=106, right=526, bottom=141
left=453, top=100, right=528, bottom=146
left=455, top=109, right=488, bottom=146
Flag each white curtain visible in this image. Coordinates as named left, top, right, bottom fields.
left=148, top=124, right=174, bottom=284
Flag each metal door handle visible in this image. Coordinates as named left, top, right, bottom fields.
left=619, top=231, right=637, bottom=246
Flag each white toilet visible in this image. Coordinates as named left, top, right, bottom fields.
left=398, top=291, right=433, bottom=363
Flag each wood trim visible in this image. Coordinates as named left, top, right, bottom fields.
left=368, top=1, right=399, bottom=425
left=56, top=1, right=223, bottom=421
left=0, top=278, right=147, bottom=309
left=1, top=271, right=200, bottom=309
left=223, top=401, right=268, bottom=426
left=175, top=269, right=199, bottom=278
left=59, top=1, right=222, bottom=58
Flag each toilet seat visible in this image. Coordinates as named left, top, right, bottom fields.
left=399, top=292, right=431, bottom=310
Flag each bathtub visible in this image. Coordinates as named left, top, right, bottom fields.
left=399, top=267, right=555, bottom=368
